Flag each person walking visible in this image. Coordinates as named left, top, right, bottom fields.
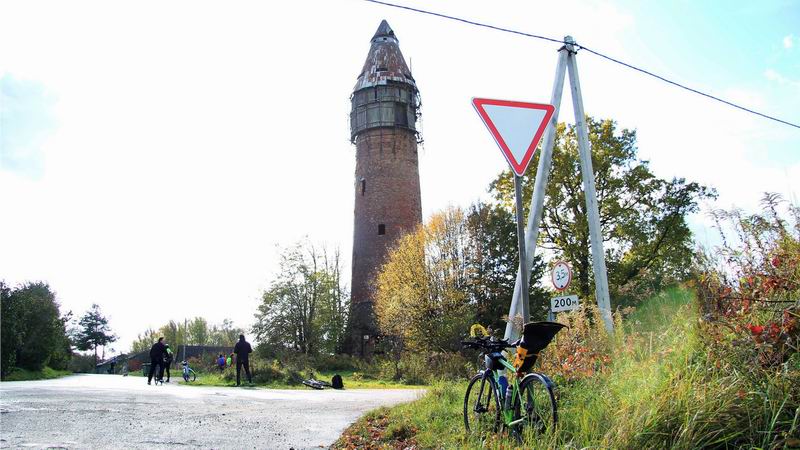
left=162, top=344, right=174, bottom=382
left=233, top=334, right=253, bottom=386
left=147, top=337, right=166, bottom=385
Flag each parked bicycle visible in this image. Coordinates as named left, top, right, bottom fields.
left=181, top=360, right=197, bottom=382
left=461, top=321, right=565, bottom=440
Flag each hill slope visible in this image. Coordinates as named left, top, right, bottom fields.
left=334, top=287, right=799, bottom=449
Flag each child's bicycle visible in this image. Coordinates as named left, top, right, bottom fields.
left=181, top=361, right=197, bottom=382
left=461, top=322, right=565, bottom=440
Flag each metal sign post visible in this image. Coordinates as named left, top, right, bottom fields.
left=503, top=36, right=614, bottom=339
left=472, top=98, right=555, bottom=330
left=513, top=174, right=530, bottom=323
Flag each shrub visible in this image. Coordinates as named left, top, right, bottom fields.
left=312, top=353, right=360, bottom=372
left=696, top=194, right=800, bottom=375
left=537, top=303, right=627, bottom=382
left=691, top=194, right=800, bottom=445
left=68, top=353, right=96, bottom=373
left=387, top=351, right=471, bottom=385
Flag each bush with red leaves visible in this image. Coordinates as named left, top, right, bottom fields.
left=695, top=193, right=800, bottom=373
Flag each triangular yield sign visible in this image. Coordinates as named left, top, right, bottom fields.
left=472, top=98, right=555, bottom=176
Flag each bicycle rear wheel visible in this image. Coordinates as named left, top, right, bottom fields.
left=513, top=373, right=557, bottom=436
left=464, top=372, right=501, bottom=435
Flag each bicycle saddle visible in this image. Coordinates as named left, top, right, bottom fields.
left=520, top=321, right=566, bottom=352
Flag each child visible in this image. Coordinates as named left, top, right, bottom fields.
left=217, top=354, right=226, bottom=372
left=226, top=353, right=233, bottom=369
left=181, top=360, right=194, bottom=382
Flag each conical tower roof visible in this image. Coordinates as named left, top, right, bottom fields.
left=354, top=20, right=416, bottom=91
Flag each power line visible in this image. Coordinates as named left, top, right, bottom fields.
left=364, top=0, right=566, bottom=45
left=363, top=0, right=800, bottom=130
left=577, top=46, right=800, bottom=130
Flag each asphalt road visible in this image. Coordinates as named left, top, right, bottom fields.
left=0, top=374, right=421, bottom=449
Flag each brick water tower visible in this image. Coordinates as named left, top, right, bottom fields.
left=347, top=20, right=422, bottom=356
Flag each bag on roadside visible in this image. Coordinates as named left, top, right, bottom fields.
left=331, top=374, right=344, bottom=389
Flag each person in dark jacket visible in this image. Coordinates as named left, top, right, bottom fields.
left=161, top=344, right=174, bottom=382
left=233, top=334, right=253, bottom=386
left=147, top=337, right=166, bottom=385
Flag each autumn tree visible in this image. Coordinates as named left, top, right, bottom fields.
left=130, top=328, right=158, bottom=354
left=208, top=319, right=243, bottom=347
left=490, top=117, right=714, bottom=306
left=73, top=303, right=117, bottom=366
left=375, top=207, right=475, bottom=352
left=188, top=317, right=210, bottom=345
left=156, top=320, right=180, bottom=351
left=252, top=241, right=349, bottom=355
left=130, top=318, right=241, bottom=355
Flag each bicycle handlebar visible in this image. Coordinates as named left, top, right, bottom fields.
left=460, top=336, right=516, bottom=352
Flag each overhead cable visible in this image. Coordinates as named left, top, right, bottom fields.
left=363, top=0, right=800, bottom=130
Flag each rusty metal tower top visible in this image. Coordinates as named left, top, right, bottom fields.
left=350, top=20, right=420, bottom=141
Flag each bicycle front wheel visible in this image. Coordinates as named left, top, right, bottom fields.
left=464, top=372, right=501, bottom=435
left=513, top=373, right=557, bottom=436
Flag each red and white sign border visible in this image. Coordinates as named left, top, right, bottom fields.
left=551, top=260, right=572, bottom=292
left=472, top=98, right=555, bottom=176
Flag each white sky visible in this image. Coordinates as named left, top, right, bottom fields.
left=1, top=0, right=798, bottom=353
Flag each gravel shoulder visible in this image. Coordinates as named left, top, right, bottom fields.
left=0, top=374, right=422, bottom=449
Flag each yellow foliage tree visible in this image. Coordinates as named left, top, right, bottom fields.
left=375, top=207, right=474, bottom=352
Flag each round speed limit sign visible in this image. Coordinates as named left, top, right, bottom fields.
left=551, top=261, right=572, bottom=291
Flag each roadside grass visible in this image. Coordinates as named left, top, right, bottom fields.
left=2, top=366, right=72, bottom=382
left=334, top=286, right=800, bottom=449
left=180, top=369, right=424, bottom=390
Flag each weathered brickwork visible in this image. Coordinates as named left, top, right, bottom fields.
left=350, top=129, right=421, bottom=336
left=347, top=21, right=422, bottom=356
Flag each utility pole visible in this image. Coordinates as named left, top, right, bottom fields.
left=565, top=36, right=613, bottom=331
left=504, top=36, right=614, bottom=340
left=183, top=318, right=187, bottom=362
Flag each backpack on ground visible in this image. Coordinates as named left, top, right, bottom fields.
left=331, top=374, right=344, bottom=389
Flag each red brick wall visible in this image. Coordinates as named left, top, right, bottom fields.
left=349, top=127, right=422, bottom=347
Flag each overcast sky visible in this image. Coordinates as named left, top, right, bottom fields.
left=1, top=0, right=798, bottom=353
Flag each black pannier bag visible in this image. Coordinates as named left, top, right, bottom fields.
left=331, top=374, right=344, bottom=389
left=513, top=321, right=566, bottom=373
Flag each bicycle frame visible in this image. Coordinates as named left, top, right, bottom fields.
left=480, top=355, right=555, bottom=428
left=479, top=355, right=521, bottom=426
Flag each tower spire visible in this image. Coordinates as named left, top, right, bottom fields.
left=371, top=19, right=396, bottom=42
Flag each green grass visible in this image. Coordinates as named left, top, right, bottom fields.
left=2, top=366, right=72, bottom=381
left=334, top=286, right=800, bottom=449
left=180, top=368, right=424, bottom=390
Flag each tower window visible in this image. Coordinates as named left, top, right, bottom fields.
left=378, top=224, right=386, bottom=235
left=361, top=179, right=366, bottom=196
left=395, top=103, right=408, bottom=126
